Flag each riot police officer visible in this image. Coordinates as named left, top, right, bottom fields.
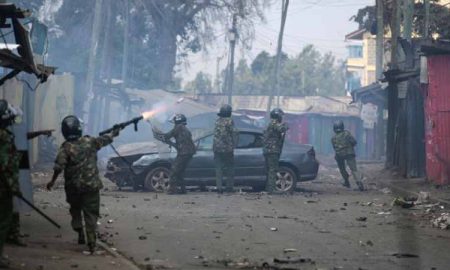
left=0, top=99, right=21, bottom=268
left=331, top=120, right=364, bottom=191
left=47, top=115, right=120, bottom=253
left=263, top=108, right=288, bottom=194
left=160, top=114, right=196, bottom=194
left=213, top=105, right=236, bottom=193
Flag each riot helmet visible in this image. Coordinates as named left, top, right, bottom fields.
left=270, top=108, right=284, bottom=122
left=61, top=115, right=83, bottom=140
left=171, top=114, right=187, bottom=125
left=333, top=120, right=344, bottom=133
left=218, top=104, right=232, bottom=117
left=0, top=99, right=18, bottom=128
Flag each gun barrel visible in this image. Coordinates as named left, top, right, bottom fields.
left=99, top=116, right=144, bottom=136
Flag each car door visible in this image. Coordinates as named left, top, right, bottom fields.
left=184, top=135, right=216, bottom=180
left=234, top=132, right=266, bottom=179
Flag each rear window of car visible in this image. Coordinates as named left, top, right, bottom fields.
left=237, top=133, right=263, bottom=149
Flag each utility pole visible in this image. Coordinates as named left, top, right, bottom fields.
left=122, top=0, right=130, bottom=89
left=376, top=0, right=384, bottom=80
left=227, top=14, right=237, bottom=105
left=403, top=0, right=414, bottom=41
left=85, top=0, right=103, bottom=133
left=267, top=0, right=289, bottom=113
left=424, top=0, right=430, bottom=38
left=386, top=0, right=401, bottom=168
left=100, top=0, right=112, bottom=129
left=215, top=55, right=224, bottom=93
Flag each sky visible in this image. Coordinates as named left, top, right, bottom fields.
left=180, top=0, right=375, bottom=84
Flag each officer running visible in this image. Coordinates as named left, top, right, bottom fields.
left=161, top=114, right=196, bottom=195
left=46, top=115, right=120, bottom=253
left=0, top=100, right=21, bottom=269
left=213, top=105, right=236, bottom=193
left=263, top=108, right=288, bottom=194
left=331, top=120, right=364, bottom=191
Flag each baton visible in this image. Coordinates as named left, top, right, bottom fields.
left=16, top=194, right=61, bottom=229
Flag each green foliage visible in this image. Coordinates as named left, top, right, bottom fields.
left=190, top=45, right=345, bottom=97
left=351, top=0, right=450, bottom=39
left=185, top=72, right=213, bottom=94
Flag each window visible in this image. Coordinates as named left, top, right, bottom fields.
left=237, top=133, right=263, bottom=149
left=348, top=45, right=363, bottom=58
left=197, top=135, right=213, bottom=151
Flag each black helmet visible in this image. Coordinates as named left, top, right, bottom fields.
left=270, top=108, right=284, bottom=121
left=333, top=120, right=344, bottom=133
left=0, top=99, right=17, bottom=128
left=61, top=115, right=83, bottom=140
left=171, top=114, right=187, bottom=125
left=218, top=104, right=232, bottom=117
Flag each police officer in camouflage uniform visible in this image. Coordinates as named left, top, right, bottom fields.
left=0, top=99, right=21, bottom=269
left=46, top=115, right=120, bottom=253
left=213, top=105, right=236, bottom=193
left=263, top=108, right=288, bottom=194
left=162, top=114, right=196, bottom=195
left=331, top=120, right=364, bottom=191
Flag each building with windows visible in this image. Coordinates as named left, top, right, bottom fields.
left=344, top=29, right=377, bottom=93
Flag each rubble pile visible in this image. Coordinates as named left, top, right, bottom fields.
left=431, top=213, right=450, bottom=230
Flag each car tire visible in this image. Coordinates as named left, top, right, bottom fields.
left=275, top=166, right=297, bottom=193
left=144, top=166, right=171, bottom=192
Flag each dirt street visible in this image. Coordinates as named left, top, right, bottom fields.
left=22, top=166, right=450, bottom=270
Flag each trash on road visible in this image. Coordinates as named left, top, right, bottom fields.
left=391, top=253, right=419, bottom=258
left=273, top=257, right=313, bottom=264
left=283, top=248, right=298, bottom=253
left=139, top=235, right=148, bottom=240
left=107, top=219, right=114, bottom=224
left=417, top=191, right=431, bottom=204
left=270, top=227, right=278, bottom=231
left=392, top=198, right=415, bottom=209
left=380, top=187, right=392, bottom=194
left=431, top=213, right=450, bottom=230
left=356, top=217, right=367, bottom=222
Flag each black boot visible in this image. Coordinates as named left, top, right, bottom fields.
left=88, top=242, right=96, bottom=254
left=77, top=229, right=86, bottom=245
left=356, top=181, right=365, bottom=191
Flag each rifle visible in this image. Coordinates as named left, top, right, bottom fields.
left=15, top=193, right=61, bottom=229
left=99, top=116, right=143, bottom=136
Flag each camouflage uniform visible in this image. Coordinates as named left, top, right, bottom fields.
left=164, top=124, right=196, bottom=193
left=263, top=120, right=288, bottom=193
left=54, top=134, right=114, bottom=246
left=0, top=129, right=20, bottom=260
left=331, top=130, right=363, bottom=190
left=213, top=117, right=235, bottom=192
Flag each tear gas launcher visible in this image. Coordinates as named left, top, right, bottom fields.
left=99, top=116, right=143, bottom=136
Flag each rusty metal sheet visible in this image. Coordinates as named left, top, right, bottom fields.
left=425, top=55, right=450, bottom=184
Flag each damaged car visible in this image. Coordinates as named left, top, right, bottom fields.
left=105, top=128, right=319, bottom=193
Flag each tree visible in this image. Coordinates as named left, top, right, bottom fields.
left=190, top=45, right=346, bottom=97
left=185, top=72, right=213, bottom=94
left=15, top=0, right=270, bottom=88
left=351, top=0, right=450, bottom=39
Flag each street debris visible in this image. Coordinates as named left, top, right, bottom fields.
left=380, top=187, right=392, bottom=194
left=107, top=219, right=114, bottom=224
left=431, top=213, right=450, bottom=230
left=356, top=217, right=367, bottom=222
left=392, top=197, right=415, bottom=209
left=391, top=253, right=419, bottom=258
left=139, top=235, right=148, bottom=240
left=270, top=227, right=278, bottom=231
left=283, top=248, right=298, bottom=253
left=417, top=191, right=431, bottom=204
left=273, top=257, right=313, bottom=264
